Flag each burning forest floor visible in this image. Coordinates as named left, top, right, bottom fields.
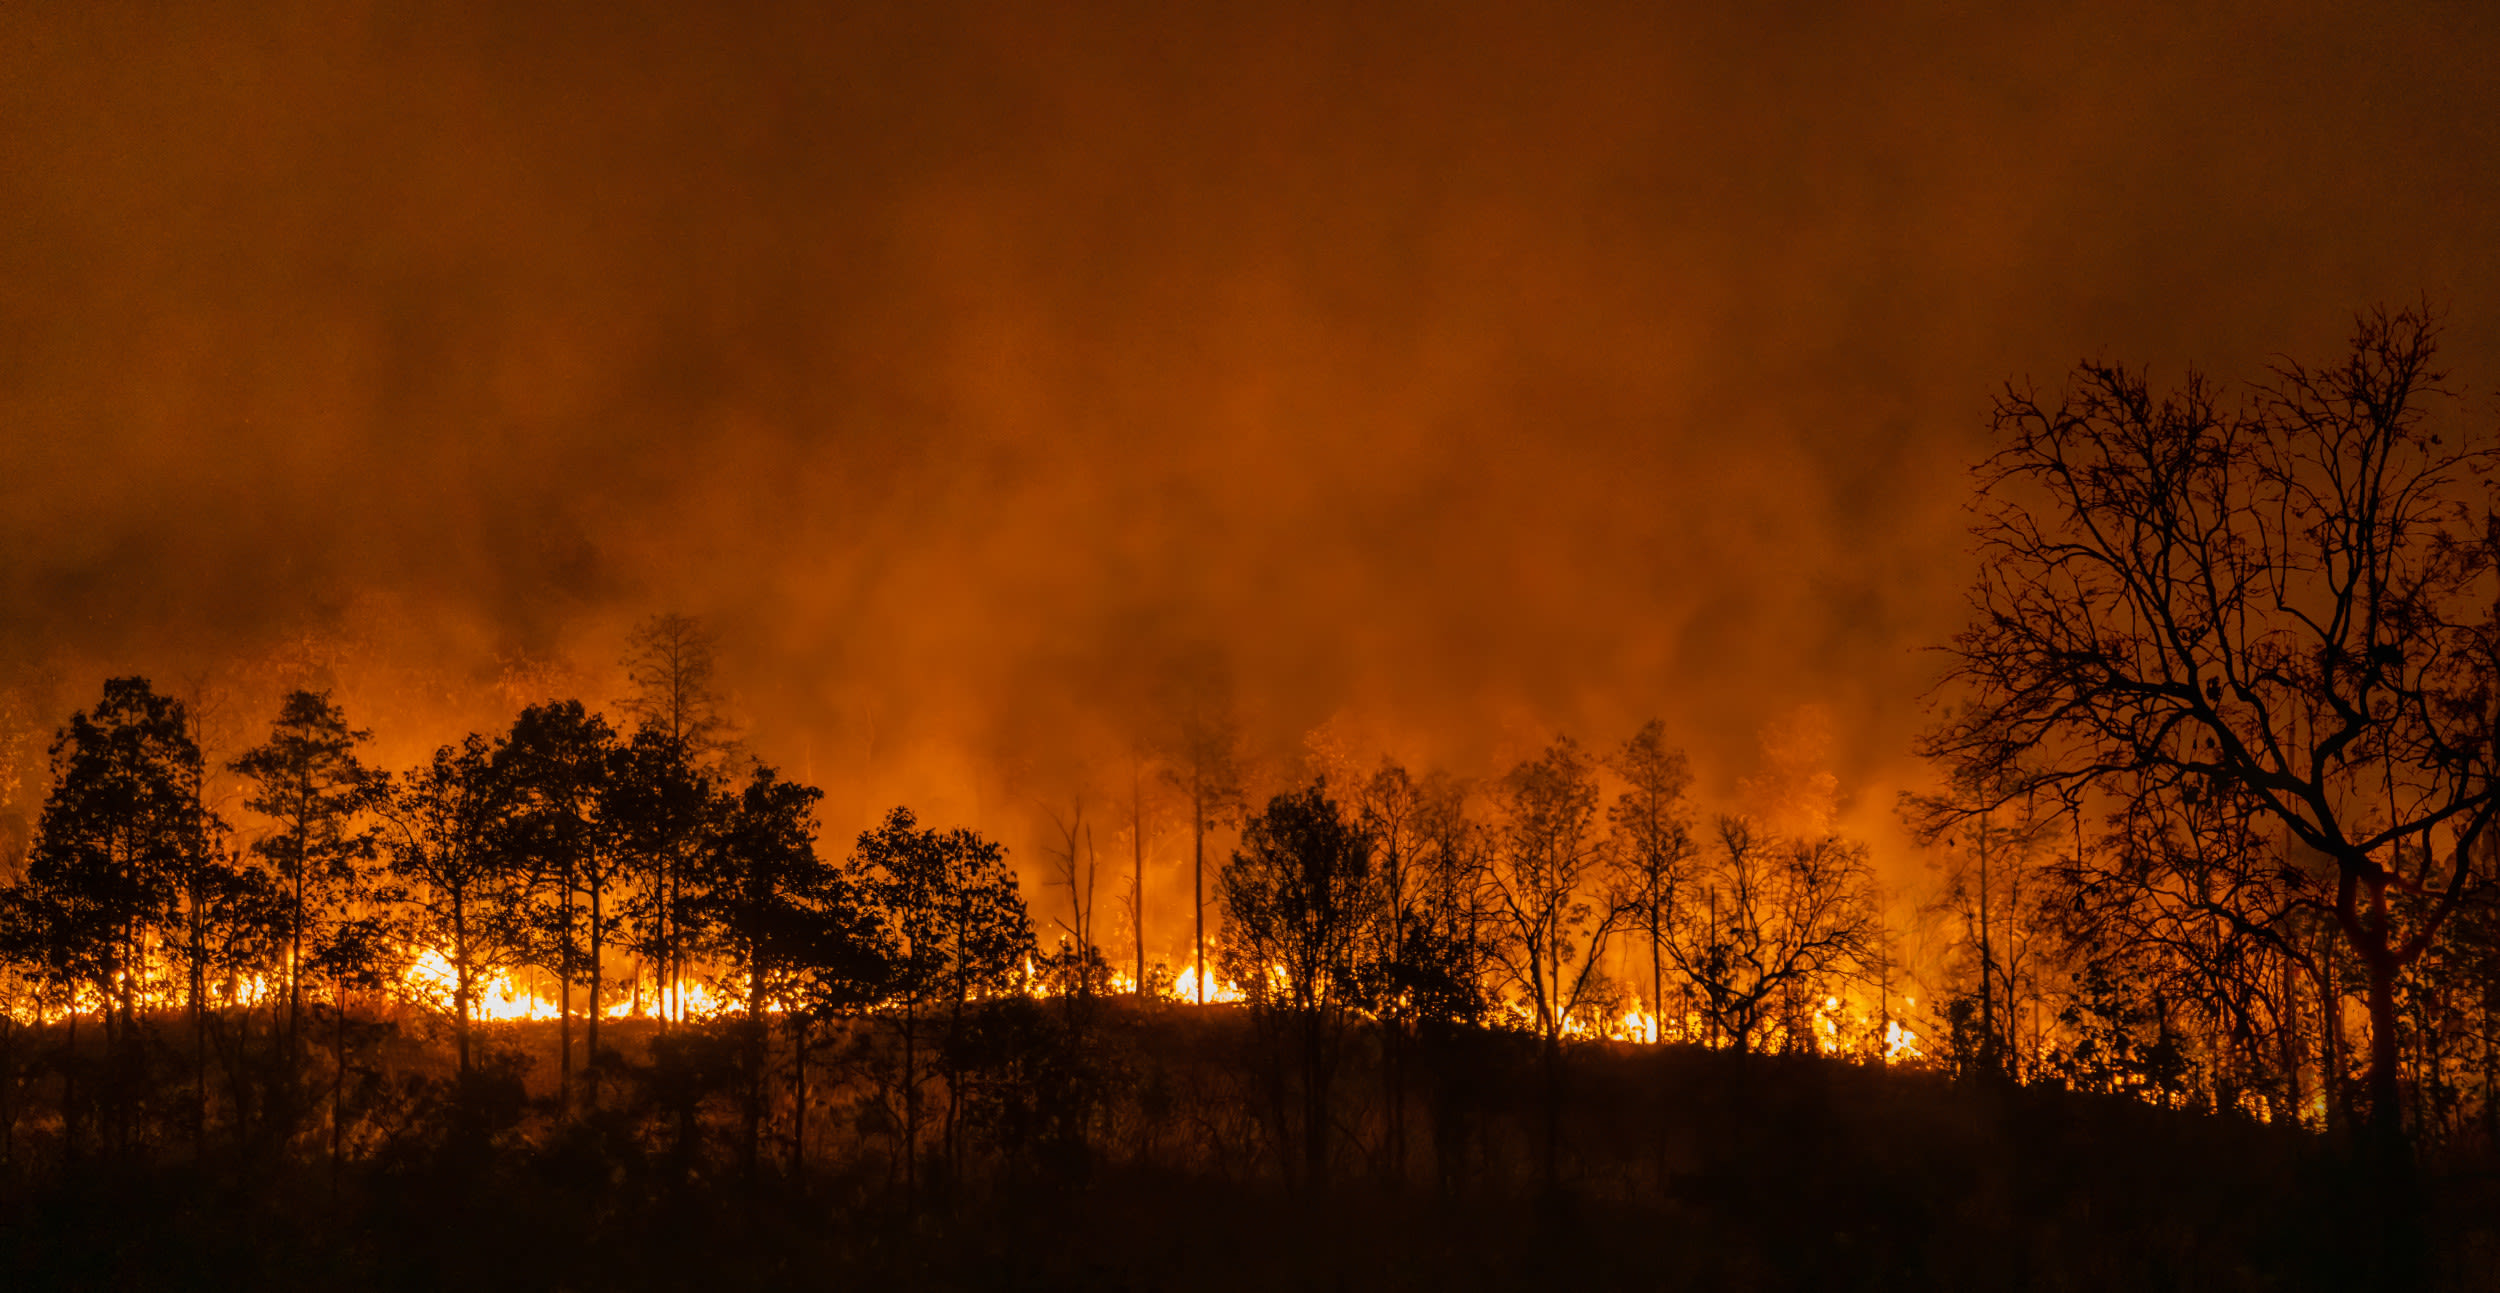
left=1, top=1001, right=2493, bottom=1292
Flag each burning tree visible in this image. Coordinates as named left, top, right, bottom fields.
left=1919, top=305, right=2500, bottom=1169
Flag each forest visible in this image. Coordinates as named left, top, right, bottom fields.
left=1, top=309, right=2498, bottom=1291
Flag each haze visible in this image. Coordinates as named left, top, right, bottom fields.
left=3, top=1, right=2495, bottom=920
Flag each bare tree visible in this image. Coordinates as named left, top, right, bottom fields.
left=619, top=612, right=734, bottom=1022
left=1480, top=738, right=1623, bottom=1188
left=1606, top=721, right=1695, bottom=1044
left=1040, top=794, right=1109, bottom=1004
left=1907, top=783, right=2064, bottom=1078
left=1920, top=305, right=2499, bottom=1163
left=1165, top=708, right=1243, bottom=1004
left=1669, top=818, right=1881, bottom=1056
left=618, top=612, right=734, bottom=761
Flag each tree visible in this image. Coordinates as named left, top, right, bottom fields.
left=610, top=725, right=714, bottom=1023
left=1351, top=759, right=1430, bottom=1177
left=1907, top=782, right=2064, bottom=1079
left=1164, top=708, right=1244, bottom=1004
left=617, top=612, right=734, bottom=1019
left=696, top=766, right=886, bottom=1175
left=1124, top=750, right=1160, bottom=997
left=1038, top=796, right=1111, bottom=1006
left=1670, top=818, right=1882, bottom=1056
left=1606, top=721, right=1696, bottom=1044
left=379, top=735, right=521, bottom=1077
left=15, top=678, right=216, bottom=1153
left=851, top=806, right=1033, bottom=1200
left=2047, top=780, right=2308, bottom=1112
left=1481, top=738, right=1623, bottom=1187
left=231, top=690, right=378, bottom=1060
left=1218, top=779, right=1375, bottom=1187
left=495, top=700, right=616, bottom=1112
left=1919, top=305, right=2498, bottom=1165
left=617, top=611, right=734, bottom=762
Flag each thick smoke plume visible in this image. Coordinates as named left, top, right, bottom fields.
left=2, top=2, right=2495, bottom=959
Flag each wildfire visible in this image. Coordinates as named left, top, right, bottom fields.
left=10, top=942, right=1924, bottom=1073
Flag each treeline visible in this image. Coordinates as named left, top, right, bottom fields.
left=8, top=651, right=2500, bottom=1198
left=0, top=659, right=2439, bottom=1291
left=0, top=647, right=1910, bottom=1194
left=0, top=668, right=1044, bottom=1180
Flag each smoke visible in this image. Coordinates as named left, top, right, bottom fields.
left=2, top=1, right=2496, bottom=948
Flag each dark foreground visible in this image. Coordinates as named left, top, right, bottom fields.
left=3, top=1006, right=2496, bottom=1291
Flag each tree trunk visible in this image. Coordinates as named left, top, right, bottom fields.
left=452, top=892, right=473, bottom=1078
left=744, top=935, right=766, bottom=1178
left=1303, top=1011, right=1328, bottom=1188
left=2323, top=924, right=2346, bottom=1136
left=1539, top=1030, right=1562, bottom=1193
left=901, top=998, right=918, bottom=1210
left=1133, top=764, right=1146, bottom=995
left=2366, top=952, right=2406, bottom=1145
left=64, top=1007, right=82, bottom=1163
left=331, top=976, right=347, bottom=1187
left=559, top=871, right=574, bottom=1115
left=791, top=1016, right=809, bottom=1176
left=2280, top=948, right=2306, bottom=1127
left=1649, top=899, right=1663, bottom=1047
left=1193, top=772, right=1206, bottom=1005
left=1978, top=811, right=1997, bottom=1076
left=587, top=879, right=603, bottom=1112
left=946, top=952, right=966, bottom=1187
left=191, top=908, right=208, bottom=1155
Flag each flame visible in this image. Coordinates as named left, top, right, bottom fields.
left=401, top=950, right=562, bottom=1021
left=1171, top=961, right=1245, bottom=1005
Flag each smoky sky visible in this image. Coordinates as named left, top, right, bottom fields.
left=3, top=1, right=2497, bottom=880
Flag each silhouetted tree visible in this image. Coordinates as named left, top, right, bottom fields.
left=232, top=690, right=379, bottom=1061
left=852, top=806, right=1033, bottom=1199
left=1670, top=819, right=1881, bottom=1056
left=1164, top=708, right=1243, bottom=1004
left=1920, top=305, right=2497, bottom=1173
left=617, top=612, right=734, bottom=1018
left=15, top=678, right=216, bottom=1153
left=1039, top=796, right=1110, bottom=1008
left=496, top=700, right=615, bottom=1111
left=610, top=725, right=714, bottom=1023
left=1352, top=759, right=1429, bottom=1177
left=695, top=766, right=885, bottom=1175
left=1907, top=782, right=2064, bottom=1079
left=380, top=735, right=521, bottom=1077
left=618, top=612, right=734, bottom=762
left=1606, top=721, right=1695, bottom=1044
left=1219, top=779, right=1375, bottom=1187
left=1482, top=738, right=1623, bottom=1187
